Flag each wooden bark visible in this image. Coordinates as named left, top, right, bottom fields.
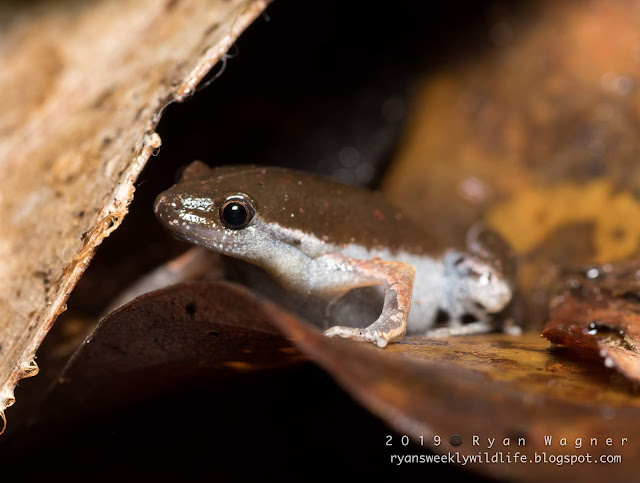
left=0, top=0, right=269, bottom=428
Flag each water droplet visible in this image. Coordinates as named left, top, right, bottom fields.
left=586, top=268, right=600, bottom=279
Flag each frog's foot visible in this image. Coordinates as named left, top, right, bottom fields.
left=324, top=325, right=390, bottom=348
left=316, top=255, right=415, bottom=348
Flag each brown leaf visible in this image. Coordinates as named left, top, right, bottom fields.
left=543, top=262, right=640, bottom=383
left=260, top=304, right=640, bottom=481
left=25, top=281, right=640, bottom=481
left=24, top=282, right=303, bottom=435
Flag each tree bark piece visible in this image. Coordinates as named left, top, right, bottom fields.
left=0, top=0, right=269, bottom=428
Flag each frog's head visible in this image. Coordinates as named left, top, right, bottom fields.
left=154, top=162, right=324, bottom=265
left=154, top=162, right=261, bottom=259
left=445, top=253, right=513, bottom=313
left=443, top=224, right=516, bottom=314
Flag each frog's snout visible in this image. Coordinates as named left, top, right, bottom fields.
left=154, top=192, right=182, bottom=226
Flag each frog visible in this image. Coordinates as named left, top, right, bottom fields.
left=154, top=162, right=516, bottom=348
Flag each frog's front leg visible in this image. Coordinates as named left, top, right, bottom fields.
left=310, top=254, right=415, bottom=348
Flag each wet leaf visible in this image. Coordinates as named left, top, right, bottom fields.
left=25, top=280, right=640, bottom=481
left=261, top=295, right=640, bottom=482
left=543, top=262, right=640, bottom=383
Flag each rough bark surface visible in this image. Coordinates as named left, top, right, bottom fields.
left=0, top=0, right=269, bottom=424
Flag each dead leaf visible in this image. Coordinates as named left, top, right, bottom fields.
left=15, top=282, right=303, bottom=438
left=19, top=280, right=640, bottom=481
left=262, top=300, right=640, bottom=482
left=543, top=262, right=640, bottom=383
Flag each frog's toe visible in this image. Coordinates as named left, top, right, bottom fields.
left=324, top=325, right=388, bottom=348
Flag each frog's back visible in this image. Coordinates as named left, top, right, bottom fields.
left=208, top=165, right=435, bottom=255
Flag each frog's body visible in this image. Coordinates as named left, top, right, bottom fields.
left=154, top=162, right=515, bottom=347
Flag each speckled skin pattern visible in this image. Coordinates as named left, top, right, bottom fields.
left=154, top=162, right=515, bottom=347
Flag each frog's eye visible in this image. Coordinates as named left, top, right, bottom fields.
left=477, top=271, right=491, bottom=286
left=220, top=197, right=255, bottom=230
left=467, top=266, right=492, bottom=283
